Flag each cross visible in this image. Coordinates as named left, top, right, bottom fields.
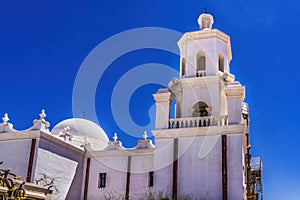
left=143, top=131, right=148, bottom=140
left=113, top=133, right=118, bottom=142
left=82, top=111, right=86, bottom=119
left=39, top=109, right=46, bottom=120
left=2, top=113, right=9, bottom=124
left=204, top=6, right=207, bottom=14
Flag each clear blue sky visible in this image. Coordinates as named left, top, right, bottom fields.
left=0, top=0, right=299, bottom=199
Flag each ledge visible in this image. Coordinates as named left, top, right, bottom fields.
left=152, top=124, right=247, bottom=139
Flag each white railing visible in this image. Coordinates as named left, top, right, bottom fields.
left=197, top=70, right=206, bottom=77
left=169, top=115, right=228, bottom=129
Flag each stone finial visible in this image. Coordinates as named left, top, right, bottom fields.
left=143, top=131, right=148, bottom=140
left=113, top=133, right=118, bottom=142
left=39, top=109, right=47, bottom=120
left=198, top=13, right=214, bottom=30
left=80, top=136, right=91, bottom=151
left=59, top=126, right=73, bottom=141
left=2, top=113, right=9, bottom=124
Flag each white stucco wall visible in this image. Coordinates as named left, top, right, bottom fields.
left=0, top=135, right=35, bottom=181
left=181, top=82, right=220, bottom=117
left=34, top=148, right=78, bottom=200
left=130, top=154, right=154, bottom=198
left=227, top=134, right=244, bottom=200
left=88, top=156, right=128, bottom=199
left=88, top=153, right=154, bottom=199
left=178, top=136, right=222, bottom=199
left=180, top=37, right=229, bottom=78
left=38, top=137, right=85, bottom=200
left=153, top=138, right=173, bottom=197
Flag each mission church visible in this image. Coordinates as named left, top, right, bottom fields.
left=0, top=13, right=262, bottom=200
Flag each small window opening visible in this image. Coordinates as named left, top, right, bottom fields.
left=149, top=171, right=154, bottom=187
left=219, top=54, right=224, bottom=72
left=197, top=52, right=206, bottom=77
left=98, top=173, right=107, bottom=188
left=181, top=58, right=186, bottom=77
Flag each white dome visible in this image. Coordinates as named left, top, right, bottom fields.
left=52, top=118, right=109, bottom=150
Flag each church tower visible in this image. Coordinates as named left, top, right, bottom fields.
left=152, top=13, right=251, bottom=200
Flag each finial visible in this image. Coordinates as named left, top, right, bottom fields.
left=143, top=131, right=148, bottom=140
left=2, top=113, right=9, bottom=124
left=59, top=126, right=72, bottom=141
left=39, top=109, right=46, bottom=120
left=198, top=13, right=214, bottom=30
left=113, top=133, right=118, bottom=142
left=204, top=6, right=207, bottom=14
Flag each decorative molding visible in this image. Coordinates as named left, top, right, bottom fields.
left=86, top=148, right=154, bottom=158
left=0, top=131, right=40, bottom=141
left=178, top=29, right=232, bottom=61
left=40, top=131, right=85, bottom=155
left=153, top=92, right=172, bottom=104
left=224, top=86, right=245, bottom=99
left=152, top=124, right=247, bottom=139
left=180, top=76, right=221, bottom=89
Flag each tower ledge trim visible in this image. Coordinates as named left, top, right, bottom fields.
left=152, top=124, right=248, bottom=139
left=178, top=29, right=232, bottom=62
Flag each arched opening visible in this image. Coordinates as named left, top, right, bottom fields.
left=192, top=101, right=211, bottom=117
left=181, top=58, right=186, bottom=78
left=170, top=98, right=181, bottom=119
left=196, top=51, right=206, bottom=77
left=170, top=98, right=176, bottom=119
left=219, top=54, right=224, bottom=72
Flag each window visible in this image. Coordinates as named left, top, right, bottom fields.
left=148, top=171, right=154, bottom=187
left=196, top=51, right=206, bottom=77
left=98, top=173, right=107, bottom=188
left=219, top=54, right=224, bottom=72
left=181, top=58, right=186, bottom=77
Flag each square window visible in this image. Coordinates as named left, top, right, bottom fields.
left=98, top=173, right=107, bottom=188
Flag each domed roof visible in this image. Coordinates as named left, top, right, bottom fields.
left=52, top=118, right=109, bottom=150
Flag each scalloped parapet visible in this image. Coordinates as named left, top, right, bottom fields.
left=104, top=133, right=125, bottom=150
left=134, top=131, right=155, bottom=149
left=29, top=109, right=51, bottom=133
left=0, top=113, right=18, bottom=133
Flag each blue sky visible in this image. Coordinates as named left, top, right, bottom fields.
left=0, top=0, right=299, bottom=199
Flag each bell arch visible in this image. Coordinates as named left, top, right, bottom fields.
left=192, top=101, right=211, bottom=117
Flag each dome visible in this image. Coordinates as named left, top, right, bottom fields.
left=51, top=118, right=109, bottom=150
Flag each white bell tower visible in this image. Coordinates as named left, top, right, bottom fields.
left=152, top=13, right=249, bottom=200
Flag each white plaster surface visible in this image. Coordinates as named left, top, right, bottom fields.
left=34, top=148, right=78, bottom=200
left=88, top=156, right=128, bottom=199
left=0, top=139, right=32, bottom=180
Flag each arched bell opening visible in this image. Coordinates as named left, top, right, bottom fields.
left=192, top=101, right=211, bottom=117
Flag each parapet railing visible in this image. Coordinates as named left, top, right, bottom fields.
left=197, top=70, right=206, bottom=77
left=169, top=115, right=228, bottom=129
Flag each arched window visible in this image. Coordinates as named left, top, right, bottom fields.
left=181, top=58, right=186, bottom=77
left=219, top=54, right=224, bottom=72
left=170, top=98, right=181, bottom=119
left=192, top=101, right=211, bottom=117
left=197, top=52, right=206, bottom=77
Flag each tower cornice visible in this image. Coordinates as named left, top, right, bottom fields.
left=180, top=75, right=221, bottom=88
left=152, top=124, right=247, bottom=139
left=178, top=29, right=232, bottom=61
left=224, top=85, right=245, bottom=99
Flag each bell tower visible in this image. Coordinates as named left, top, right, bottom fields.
left=152, top=12, right=250, bottom=200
